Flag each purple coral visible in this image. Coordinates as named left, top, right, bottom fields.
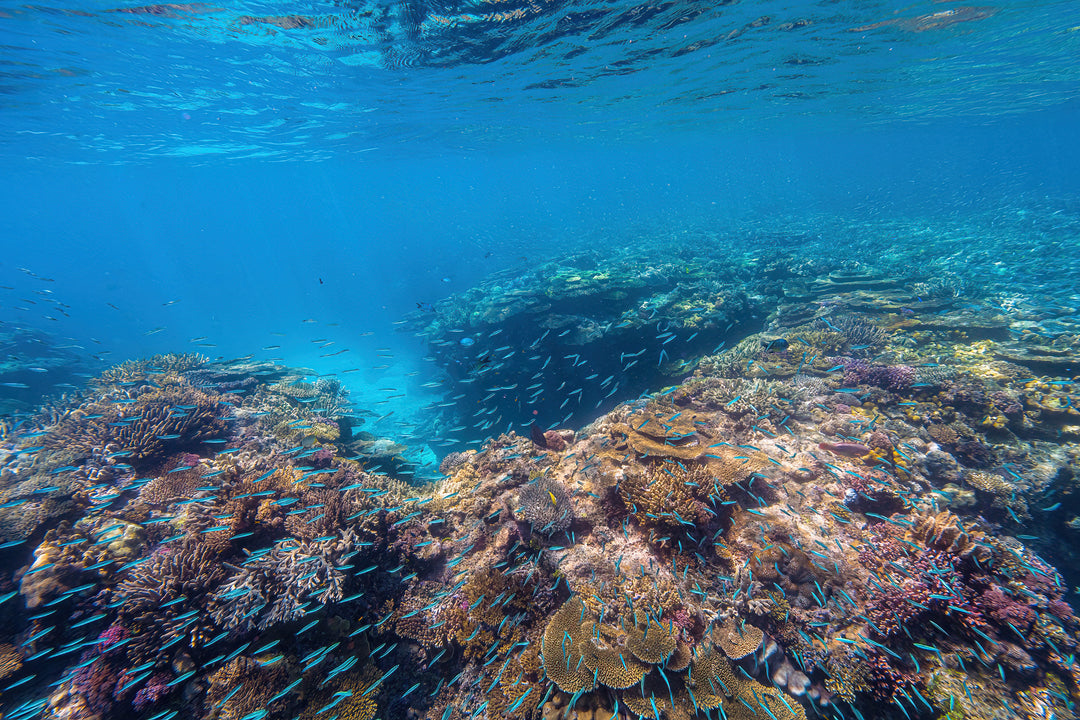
left=877, top=364, right=915, bottom=390
left=976, top=586, right=1036, bottom=632
left=838, top=358, right=915, bottom=391
left=132, top=672, right=172, bottom=711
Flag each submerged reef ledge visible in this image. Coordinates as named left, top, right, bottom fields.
left=2, top=261, right=1080, bottom=720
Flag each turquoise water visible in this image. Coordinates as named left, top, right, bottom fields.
left=1, top=4, right=1080, bottom=719
left=2, top=0, right=1080, bottom=467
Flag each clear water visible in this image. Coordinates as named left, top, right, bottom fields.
left=1, top=0, right=1079, bottom=463
left=2, top=3, right=1080, bottom=720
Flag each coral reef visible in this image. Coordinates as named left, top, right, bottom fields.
left=3, top=238, right=1080, bottom=720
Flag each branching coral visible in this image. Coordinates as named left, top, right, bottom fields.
left=618, top=460, right=715, bottom=536
left=206, top=656, right=288, bottom=720
left=297, top=666, right=381, bottom=720
left=0, top=643, right=22, bottom=681
left=20, top=518, right=144, bottom=608
left=44, top=383, right=226, bottom=466
left=209, top=531, right=355, bottom=633
left=905, top=510, right=992, bottom=563
left=94, top=353, right=208, bottom=387
left=115, top=541, right=225, bottom=666
left=138, top=467, right=205, bottom=505
left=816, top=315, right=889, bottom=349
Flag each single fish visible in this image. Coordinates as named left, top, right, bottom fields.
left=818, top=441, right=871, bottom=457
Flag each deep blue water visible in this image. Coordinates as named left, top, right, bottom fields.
left=1, top=0, right=1079, bottom=468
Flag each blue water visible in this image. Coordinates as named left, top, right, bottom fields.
left=1, top=0, right=1079, bottom=466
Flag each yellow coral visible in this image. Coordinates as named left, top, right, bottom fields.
left=618, top=462, right=713, bottom=534
left=965, top=471, right=1010, bottom=495
left=298, top=666, right=380, bottom=720
left=687, top=644, right=738, bottom=709
left=625, top=610, right=678, bottom=664
left=711, top=618, right=763, bottom=660
left=906, top=510, right=991, bottom=562
left=742, top=680, right=807, bottom=720
left=667, top=641, right=693, bottom=672
left=580, top=621, right=649, bottom=689
left=207, top=656, right=287, bottom=720
left=541, top=598, right=596, bottom=694
left=0, top=643, right=22, bottom=681
left=621, top=685, right=670, bottom=720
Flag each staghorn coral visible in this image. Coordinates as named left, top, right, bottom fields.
left=0, top=643, right=22, bottom=681
left=206, top=656, right=288, bottom=720
left=44, top=383, right=225, bottom=466
left=115, top=541, right=225, bottom=666
left=209, top=531, right=355, bottom=633
left=94, top=353, right=208, bottom=386
left=284, top=486, right=349, bottom=540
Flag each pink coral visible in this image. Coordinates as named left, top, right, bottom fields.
left=865, top=581, right=931, bottom=638
left=976, top=586, right=1036, bottom=631
left=542, top=430, right=567, bottom=451
left=97, top=624, right=128, bottom=649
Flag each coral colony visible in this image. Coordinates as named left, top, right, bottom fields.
left=1, top=255, right=1079, bottom=720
